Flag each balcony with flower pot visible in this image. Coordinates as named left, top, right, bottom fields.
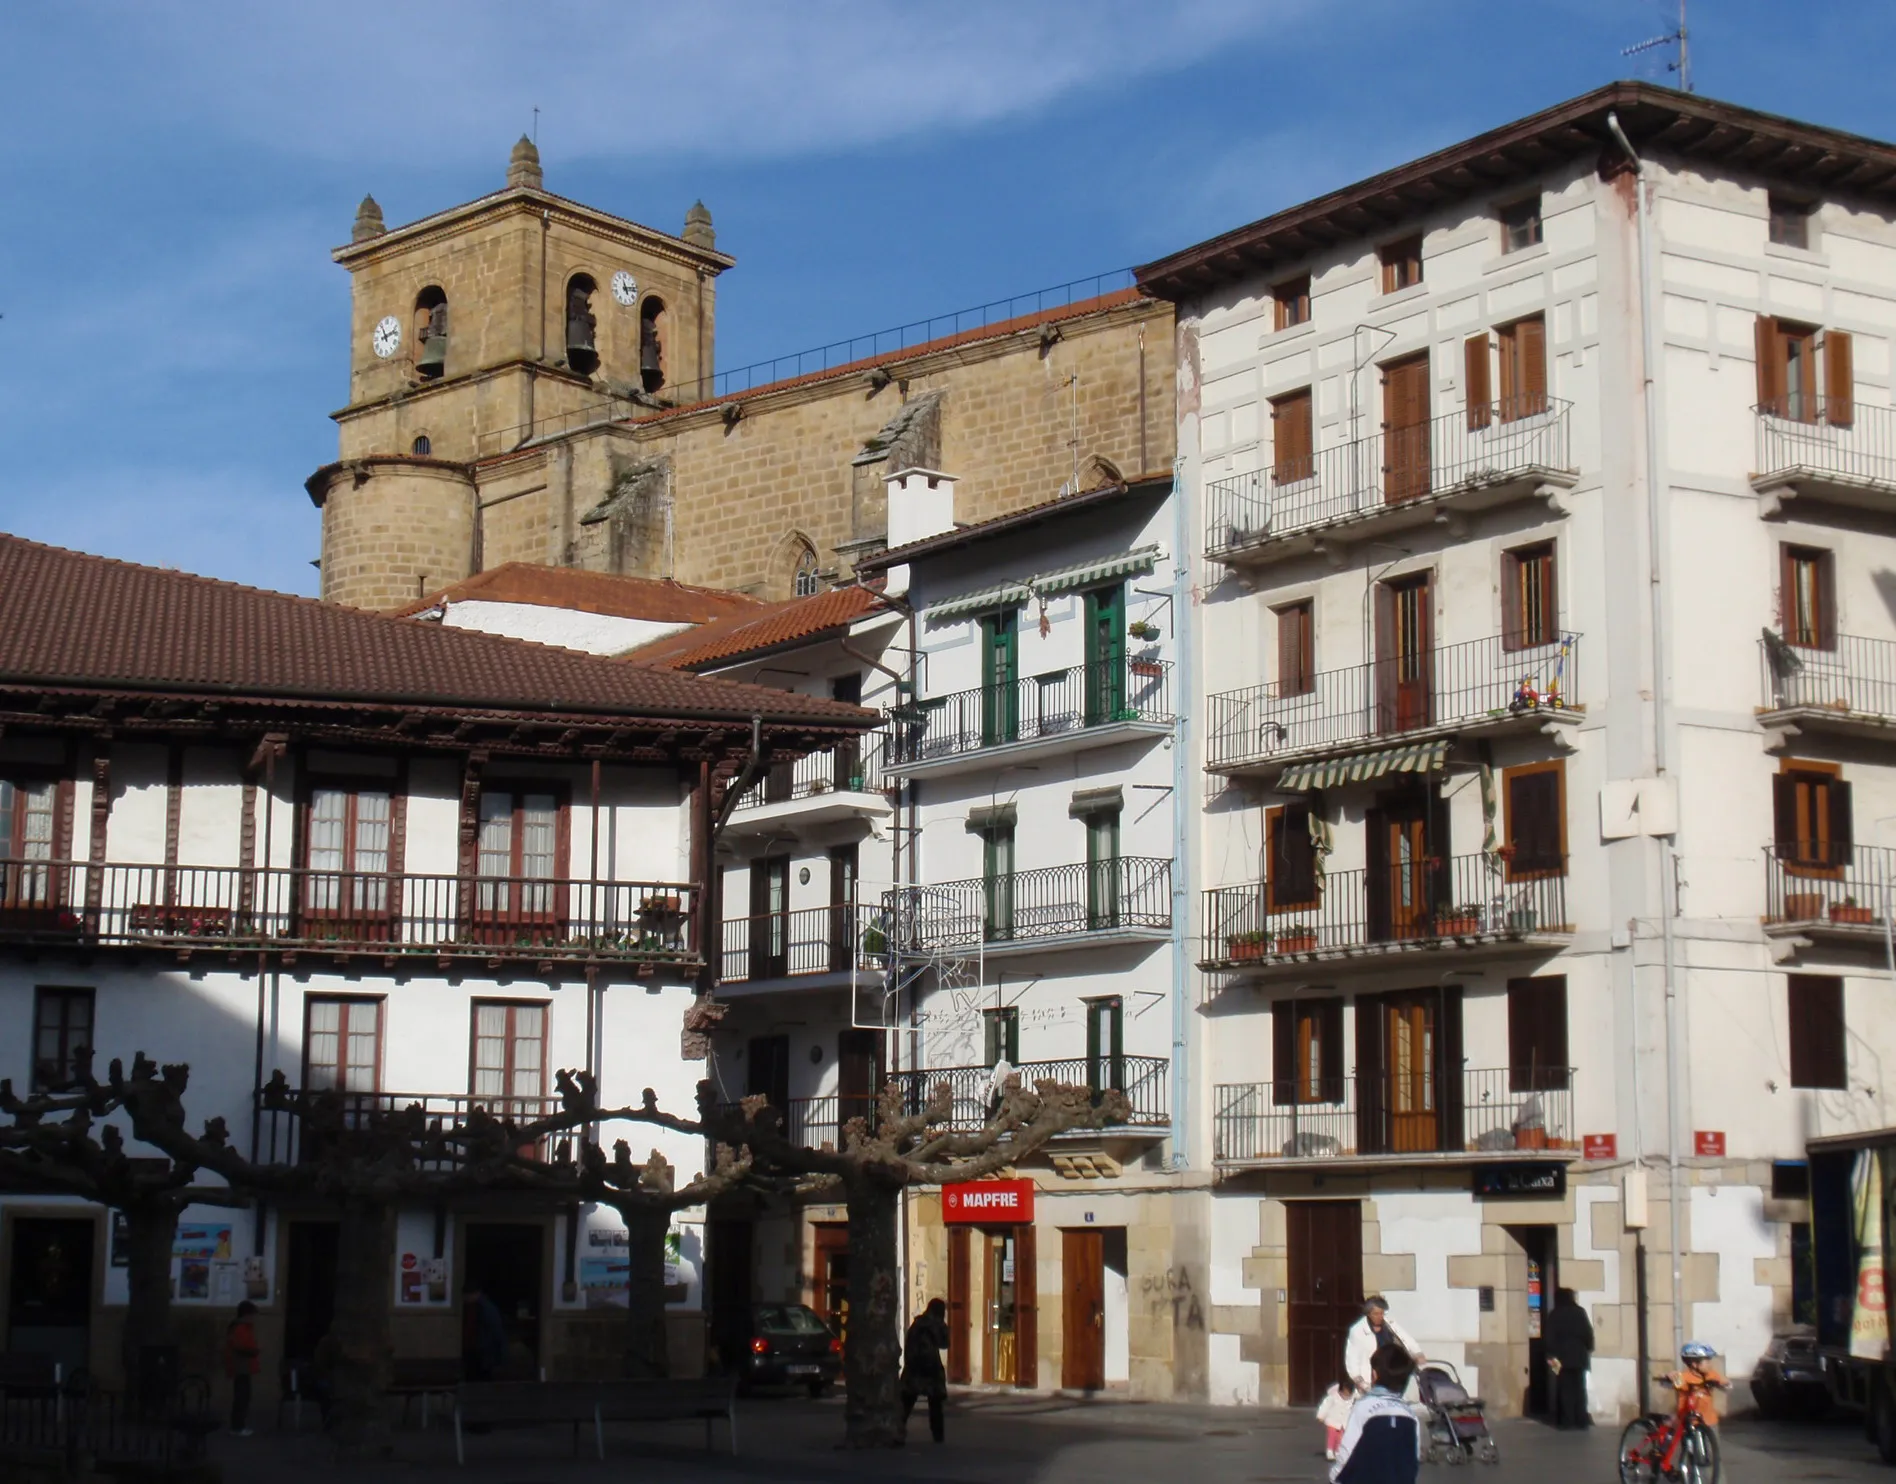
left=722, top=733, right=894, bottom=838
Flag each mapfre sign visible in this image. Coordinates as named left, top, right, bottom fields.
left=942, top=1179, right=1035, bottom=1225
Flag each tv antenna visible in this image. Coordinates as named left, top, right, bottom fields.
left=1623, top=0, right=1691, bottom=92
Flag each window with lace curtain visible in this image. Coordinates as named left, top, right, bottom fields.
left=477, top=788, right=561, bottom=919
left=305, top=785, right=391, bottom=915
left=472, top=1001, right=546, bottom=1119
left=305, top=997, right=381, bottom=1095
left=0, top=777, right=57, bottom=906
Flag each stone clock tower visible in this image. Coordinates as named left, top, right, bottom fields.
left=309, top=137, right=733, bottom=609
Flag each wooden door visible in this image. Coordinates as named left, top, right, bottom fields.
left=947, top=1227, right=972, bottom=1384
left=1374, top=573, right=1433, bottom=734
left=1287, top=1201, right=1363, bottom=1406
left=837, top=1029, right=882, bottom=1130
left=1382, top=354, right=1432, bottom=503
left=1015, top=1223, right=1038, bottom=1389
left=812, top=1223, right=850, bottom=1343
left=1367, top=799, right=1431, bottom=943
left=1061, top=1229, right=1106, bottom=1390
left=1385, top=994, right=1439, bottom=1152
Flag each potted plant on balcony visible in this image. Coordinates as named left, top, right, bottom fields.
left=1226, top=928, right=1272, bottom=962
left=1434, top=904, right=1483, bottom=937
left=1831, top=895, right=1876, bottom=925
left=1506, top=903, right=1539, bottom=933
left=1128, top=657, right=1166, bottom=679
left=1513, top=1094, right=1549, bottom=1150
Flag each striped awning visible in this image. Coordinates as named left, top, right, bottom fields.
left=926, top=581, right=1031, bottom=620
left=1276, top=739, right=1450, bottom=792
left=1032, top=544, right=1162, bottom=596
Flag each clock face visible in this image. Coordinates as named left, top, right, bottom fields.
left=372, top=315, right=403, bottom=359
left=611, top=270, right=638, bottom=307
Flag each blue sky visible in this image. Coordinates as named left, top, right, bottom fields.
left=3, top=1, right=1893, bottom=597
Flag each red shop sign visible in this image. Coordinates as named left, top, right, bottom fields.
left=1583, top=1134, right=1617, bottom=1162
left=942, top=1179, right=1035, bottom=1225
left=1695, top=1130, right=1726, bottom=1158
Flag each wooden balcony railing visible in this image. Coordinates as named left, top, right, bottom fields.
left=1213, top=1067, right=1576, bottom=1163
left=0, top=860, right=698, bottom=965
left=257, top=1089, right=567, bottom=1167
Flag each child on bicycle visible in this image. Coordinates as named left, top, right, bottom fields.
left=1667, top=1341, right=1731, bottom=1426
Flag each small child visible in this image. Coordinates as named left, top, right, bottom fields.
left=1668, top=1341, right=1730, bottom=1427
left=1316, top=1372, right=1356, bottom=1461
left=223, top=1299, right=261, bottom=1437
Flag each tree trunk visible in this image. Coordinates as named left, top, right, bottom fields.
left=328, top=1196, right=396, bottom=1456
left=621, top=1205, right=672, bottom=1379
left=842, top=1177, right=905, bottom=1447
left=119, top=1198, right=180, bottom=1411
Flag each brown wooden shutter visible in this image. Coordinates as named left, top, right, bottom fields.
left=1777, top=545, right=1796, bottom=637
left=1519, top=316, right=1547, bottom=415
left=1014, top=1223, right=1037, bottom=1387
left=1828, top=778, right=1854, bottom=866
left=1818, top=550, right=1838, bottom=649
left=1438, top=984, right=1466, bottom=1153
left=1318, top=1000, right=1344, bottom=1104
left=1507, top=768, right=1563, bottom=874
left=1826, top=330, right=1855, bottom=426
left=1272, top=1000, right=1297, bottom=1105
left=1788, top=975, right=1846, bottom=1090
left=1502, top=548, right=1523, bottom=648
left=1755, top=315, right=1786, bottom=413
left=1273, top=391, right=1313, bottom=483
left=1772, top=772, right=1798, bottom=859
left=1355, top=996, right=1385, bottom=1155
left=946, top=1227, right=972, bottom=1383
left=1465, top=334, right=1492, bottom=430
left=1507, top=976, right=1570, bottom=1091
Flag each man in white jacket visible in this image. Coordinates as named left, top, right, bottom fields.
left=1343, top=1296, right=1423, bottom=1393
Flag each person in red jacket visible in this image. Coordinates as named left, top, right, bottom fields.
left=224, top=1301, right=261, bottom=1436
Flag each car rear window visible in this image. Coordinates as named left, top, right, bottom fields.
left=756, top=1304, right=830, bottom=1334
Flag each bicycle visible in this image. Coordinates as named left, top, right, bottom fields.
left=1617, top=1376, right=1722, bottom=1484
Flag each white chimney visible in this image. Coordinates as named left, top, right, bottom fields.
left=883, top=467, right=957, bottom=599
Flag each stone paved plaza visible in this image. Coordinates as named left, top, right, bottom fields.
left=200, top=1391, right=1881, bottom=1484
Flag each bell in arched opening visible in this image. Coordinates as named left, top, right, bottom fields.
left=565, top=274, right=598, bottom=376
left=639, top=297, right=666, bottom=393
left=414, top=286, right=449, bottom=380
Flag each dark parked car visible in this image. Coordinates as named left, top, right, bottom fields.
left=1751, top=1327, right=1830, bottom=1419
left=732, top=1303, right=842, bottom=1395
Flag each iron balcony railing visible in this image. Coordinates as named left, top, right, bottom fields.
left=257, top=1090, right=566, bottom=1167
left=779, top=1055, right=1171, bottom=1147
left=1202, top=852, right=1570, bottom=966
left=888, top=858, right=1173, bottom=951
left=1206, top=632, right=1578, bottom=772
left=0, top=860, right=698, bottom=964
left=732, top=733, right=888, bottom=812
left=1205, top=398, right=1572, bottom=558
left=887, top=658, right=1172, bottom=767
left=1213, top=1067, right=1576, bottom=1163
left=718, top=902, right=887, bottom=984
left=1755, top=397, right=1896, bottom=489
left=1760, top=631, right=1896, bottom=722
left=1763, top=843, right=1896, bottom=927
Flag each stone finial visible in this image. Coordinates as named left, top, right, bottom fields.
left=508, top=134, right=544, bottom=191
left=352, top=194, right=386, bottom=242
left=683, top=199, right=716, bottom=251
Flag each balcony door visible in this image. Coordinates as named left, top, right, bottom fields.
left=982, top=826, right=1015, bottom=942
left=1381, top=353, right=1431, bottom=503
left=748, top=856, right=790, bottom=979
left=0, top=775, right=59, bottom=913
left=1374, top=572, right=1434, bottom=734
left=1086, top=996, right=1124, bottom=1100
left=304, top=783, right=393, bottom=934
left=827, top=844, right=858, bottom=972
left=837, top=1028, right=883, bottom=1131
left=1366, top=794, right=1439, bottom=943
left=471, top=1000, right=546, bottom=1125
left=304, top=996, right=381, bottom=1153
left=1083, top=584, right=1126, bottom=725
left=1084, top=808, right=1122, bottom=930
left=476, top=787, right=563, bottom=939
left=1355, top=987, right=1462, bottom=1157
left=1384, top=995, right=1437, bottom=1152
left=981, top=611, right=1020, bottom=746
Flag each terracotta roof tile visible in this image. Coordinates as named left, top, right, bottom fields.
left=394, top=563, right=764, bottom=625
left=628, top=586, right=888, bottom=670
left=0, top=534, right=870, bottom=728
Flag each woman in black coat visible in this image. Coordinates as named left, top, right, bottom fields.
left=902, top=1299, right=951, bottom=1442
left=1544, top=1288, right=1594, bottom=1429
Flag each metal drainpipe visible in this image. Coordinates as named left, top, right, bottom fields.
left=1169, top=459, right=1191, bottom=1166
left=1607, top=110, right=1687, bottom=1358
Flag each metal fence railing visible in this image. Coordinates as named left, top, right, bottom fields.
left=0, top=1375, right=215, bottom=1470
left=887, top=658, right=1172, bottom=768
left=732, top=734, right=887, bottom=812
left=1213, top=1067, right=1576, bottom=1162
left=257, top=1090, right=567, bottom=1167
left=887, top=858, right=1173, bottom=951
left=1763, top=843, right=1896, bottom=926
left=717, top=902, right=886, bottom=984
left=1202, top=853, right=1569, bottom=965
left=1756, top=398, right=1896, bottom=488
left=1760, top=631, right=1896, bottom=721
left=475, top=270, right=1137, bottom=455
left=0, top=860, right=698, bottom=964
left=1206, top=399, right=1572, bottom=558
left=1206, top=632, right=1578, bottom=772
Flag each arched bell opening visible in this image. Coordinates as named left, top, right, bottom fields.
left=640, top=297, right=667, bottom=393
left=414, top=285, right=449, bottom=380
left=565, top=273, right=598, bottom=376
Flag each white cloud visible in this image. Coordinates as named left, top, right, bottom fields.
left=46, top=0, right=1306, bottom=168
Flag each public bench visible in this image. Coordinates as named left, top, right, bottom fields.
left=452, top=1375, right=737, bottom=1465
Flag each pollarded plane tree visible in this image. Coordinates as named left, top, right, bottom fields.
left=702, top=1073, right=1128, bottom=1449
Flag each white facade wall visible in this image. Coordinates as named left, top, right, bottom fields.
left=436, top=598, right=694, bottom=656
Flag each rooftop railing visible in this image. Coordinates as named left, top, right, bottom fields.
left=1202, top=853, right=1569, bottom=967
left=732, top=734, right=887, bottom=812
left=1213, top=1067, right=1575, bottom=1163
left=0, top=861, right=698, bottom=965
left=1205, top=398, right=1572, bottom=558
left=889, top=858, right=1173, bottom=952
left=1760, top=631, right=1896, bottom=722
left=1755, top=397, right=1896, bottom=489
left=1205, top=632, right=1578, bottom=772
left=887, top=657, right=1172, bottom=768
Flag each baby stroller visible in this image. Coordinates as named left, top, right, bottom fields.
left=1417, top=1361, right=1499, bottom=1465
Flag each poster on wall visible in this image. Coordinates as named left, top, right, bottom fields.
left=110, top=1212, right=129, bottom=1268
left=397, top=1252, right=452, bottom=1306
left=580, top=1255, right=630, bottom=1308
left=171, top=1223, right=232, bottom=1303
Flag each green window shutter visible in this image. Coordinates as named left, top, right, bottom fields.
left=1083, top=585, right=1127, bottom=725
left=981, top=612, right=1020, bottom=744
